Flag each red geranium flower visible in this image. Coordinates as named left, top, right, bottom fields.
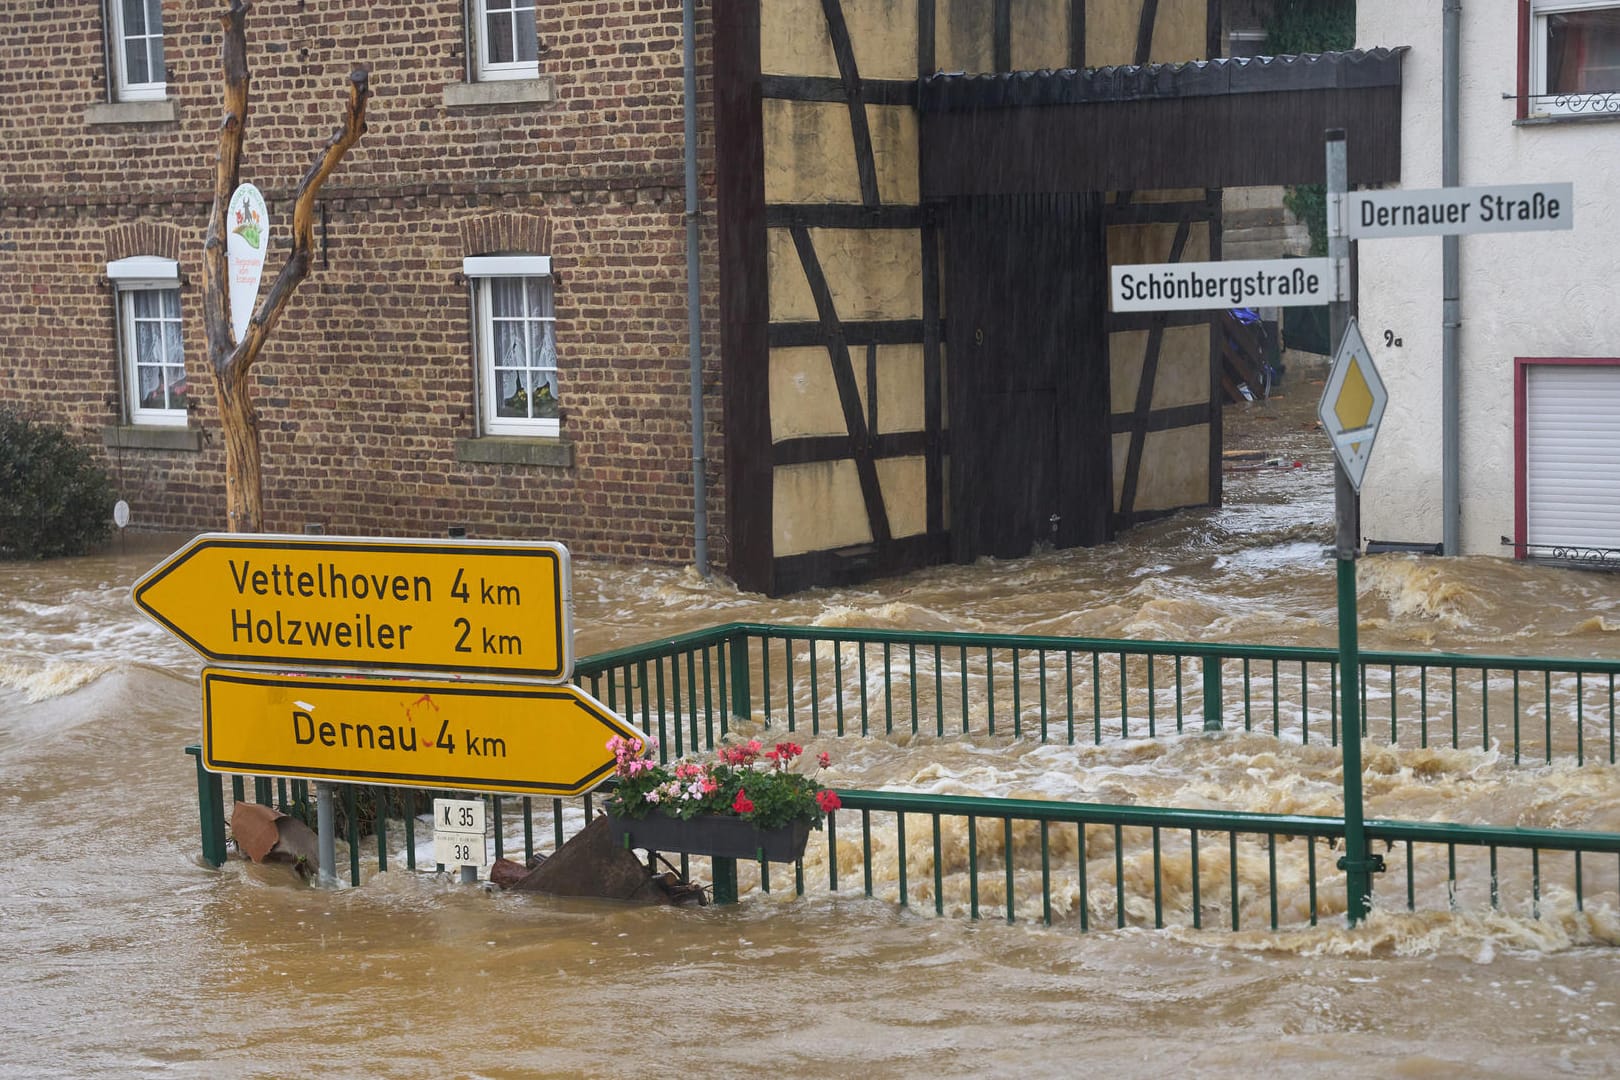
left=815, top=789, right=841, bottom=813
left=732, top=790, right=755, bottom=814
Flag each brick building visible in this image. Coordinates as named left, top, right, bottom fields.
left=4, top=0, right=716, bottom=566
left=1, top=2, right=1403, bottom=594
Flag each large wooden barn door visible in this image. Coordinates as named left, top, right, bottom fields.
left=945, top=193, right=1110, bottom=562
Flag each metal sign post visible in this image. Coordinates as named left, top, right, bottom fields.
left=1324, top=129, right=1378, bottom=927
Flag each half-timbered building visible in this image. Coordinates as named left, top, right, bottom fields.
left=1, top=1, right=1405, bottom=593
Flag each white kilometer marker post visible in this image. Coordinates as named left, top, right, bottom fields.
left=434, top=798, right=488, bottom=885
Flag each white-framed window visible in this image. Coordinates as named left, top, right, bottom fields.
left=465, top=256, right=558, bottom=437
left=108, top=256, right=187, bottom=427
left=109, top=0, right=167, bottom=102
left=472, top=0, right=540, bottom=81
left=1531, top=0, right=1620, bottom=116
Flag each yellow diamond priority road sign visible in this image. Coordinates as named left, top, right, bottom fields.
left=1318, top=318, right=1387, bottom=492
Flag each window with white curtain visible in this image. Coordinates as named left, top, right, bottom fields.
left=108, top=256, right=187, bottom=427
left=465, top=256, right=558, bottom=437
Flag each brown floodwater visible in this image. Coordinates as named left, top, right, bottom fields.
left=3, top=369, right=1619, bottom=1077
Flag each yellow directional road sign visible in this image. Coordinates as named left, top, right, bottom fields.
left=134, top=533, right=571, bottom=681
left=200, top=669, right=643, bottom=796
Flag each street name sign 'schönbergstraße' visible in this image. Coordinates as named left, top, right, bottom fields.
left=201, top=669, right=641, bottom=796
left=1348, top=182, right=1573, bottom=240
left=133, top=533, right=572, bottom=681
left=1110, top=257, right=1335, bottom=313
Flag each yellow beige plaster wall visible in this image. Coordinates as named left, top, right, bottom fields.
left=761, top=0, right=839, bottom=76
left=937, top=0, right=995, bottom=72
left=1085, top=0, right=1207, bottom=66
left=759, top=0, right=936, bottom=568
left=770, top=343, right=928, bottom=441
left=1146, top=0, right=1208, bottom=63
left=1111, top=431, right=1132, bottom=509
left=774, top=460, right=875, bottom=555
left=869, top=106, right=921, bottom=205
left=876, top=455, right=928, bottom=537
left=768, top=227, right=925, bottom=322
left=1111, top=426, right=1210, bottom=512
left=845, top=0, right=922, bottom=80
left=1134, top=425, right=1212, bottom=510
left=1106, top=220, right=1210, bottom=271
left=1085, top=0, right=1141, bottom=66
left=761, top=0, right=920, bottom=80
left=763, top=101, right=918, bottom=206
left=1012, top=0, right=1071, bottom=71
left=1107, top=325, right=1210, bottom=414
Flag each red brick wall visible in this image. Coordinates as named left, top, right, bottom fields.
left=0, top=0, right=725, bottom=566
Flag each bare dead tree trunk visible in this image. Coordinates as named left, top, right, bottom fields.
left=199, top=0, right=369, bottom=533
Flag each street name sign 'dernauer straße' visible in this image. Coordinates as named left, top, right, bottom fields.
left=1348, top=182, right=1573, bottom=240
left=133, top=533, right=573, bottom=681
left=200, top=668, right=644, bottom=796
left=1110, top=256, right=1336, bottom=313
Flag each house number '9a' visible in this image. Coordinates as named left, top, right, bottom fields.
left=1384, top=330, right=1403, bottom=348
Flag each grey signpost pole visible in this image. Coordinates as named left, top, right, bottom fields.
left=316, top=781, right=338, bottom=887
left=1326, top=129, right=1373, bottom=925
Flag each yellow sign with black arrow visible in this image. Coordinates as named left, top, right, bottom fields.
left=200, top=669, right=643, bottom=796
left=134, top=533, right=572, bottom=681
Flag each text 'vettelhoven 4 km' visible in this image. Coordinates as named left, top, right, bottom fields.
left=132, top=533, right=572, bottom=681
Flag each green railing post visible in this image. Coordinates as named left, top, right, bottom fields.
left=728, top=631, right=752, bottom=729
left=187, top=745, right=227, bottom=868
left=1336, top=555, right=1374, bottom=924
left=1202, top=655, right=1223, bottom=731
left=712, top=856, right=739, bottom=905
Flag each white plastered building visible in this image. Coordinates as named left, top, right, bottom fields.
left=1357, top=1, right=1620, bottom=560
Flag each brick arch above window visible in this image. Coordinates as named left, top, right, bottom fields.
left=459, top=212, right=552, bottom=257
left=104, top=222, right=183, bottom=265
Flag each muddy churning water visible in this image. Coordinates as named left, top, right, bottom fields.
left=3, top=373, right=1619, bottom=1077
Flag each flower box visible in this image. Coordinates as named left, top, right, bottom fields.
left=607, top=812, right=812, bottom=863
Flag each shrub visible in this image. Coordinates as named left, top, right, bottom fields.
left=0, top=410, right=115, bottom=559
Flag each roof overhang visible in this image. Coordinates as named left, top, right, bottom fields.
left=920, top=48, right=1407, bottom=196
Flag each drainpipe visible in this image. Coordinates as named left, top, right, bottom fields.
left=1442, top=0, right=1462, bottom=554
left=683, top=0, right=710, bottom=576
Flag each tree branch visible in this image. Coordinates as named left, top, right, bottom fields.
left=202, top=0, right=252, bottom=369
left=236, top=68, right=370, bottom=368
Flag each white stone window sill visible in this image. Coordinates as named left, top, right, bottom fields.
left=86, top=99, right=179, bottom=126
left=443, top=77, right=555, bottom=110
left=103, top=424, right=203, bottom=451
left=1514, top=111, right=1620, bottom=127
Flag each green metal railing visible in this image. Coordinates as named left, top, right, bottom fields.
left=575, top=623, right=1620, bottom=766
left=189, top=622, right=1620, bottom=928
left=804, top=792, right=1620, bottom=929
